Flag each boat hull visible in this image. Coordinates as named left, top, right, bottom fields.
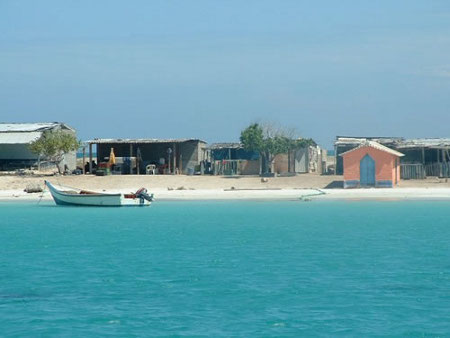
left=45, top=181, right=151, bottom=207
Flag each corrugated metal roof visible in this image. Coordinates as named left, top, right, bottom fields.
left=340, top=140, right=404, bottom=157
left=336, top=136, right=450, bottom=149
left=87, top=138, right=206, bottom=144
left=0, top=122, right=74, bottom=133
left=335, top=136, right=403, bottom=146
left=396, top=138, right=450, bottom=149
left=208, top=142, right=242, bottom=150
left=0, top=132, right=42, bottom=144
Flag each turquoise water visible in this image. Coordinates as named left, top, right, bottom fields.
left=1, top=201, right=449, bottom=336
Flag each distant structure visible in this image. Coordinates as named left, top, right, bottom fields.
left=341, top=140, right=404, bottom=188
left=207, top=143, right=327, bottom=176
left=85, top=138, right=206, bottom=175
left=207, top=143, right=260, bottom=175
left=273, top=145, right=327, bottom=175
left=335, top=136, right=450, bottom=179
left=0, top=122, right=76, bottom=171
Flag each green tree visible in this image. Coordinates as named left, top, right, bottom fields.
left=29, top=130, right=80, bottom=174
left=240, top=122, right=316, bottom=174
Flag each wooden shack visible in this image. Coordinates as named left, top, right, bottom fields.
left=86, top=138, right=206, bottom=175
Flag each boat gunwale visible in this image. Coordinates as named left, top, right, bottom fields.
left=45, top=181, right=122, bottom=198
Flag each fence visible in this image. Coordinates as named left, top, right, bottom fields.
left=425, top=162, right=450, bottom=178
left=400, top=164, right=426, bottom=179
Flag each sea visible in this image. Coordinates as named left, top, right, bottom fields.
left=0, top=200, right=449, bottom=336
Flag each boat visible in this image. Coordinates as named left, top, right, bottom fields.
left=44, top=180, right=154, bottom=207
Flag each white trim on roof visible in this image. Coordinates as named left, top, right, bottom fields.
left=340, top=140, right=404, bottom=157
left=0, top=122, right=74, bottom=133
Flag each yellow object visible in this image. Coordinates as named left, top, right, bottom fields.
left=109, top=147, right=116, bottom=165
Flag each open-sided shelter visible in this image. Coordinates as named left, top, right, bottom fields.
left=0, top=122, right=76, bottom=171
left=341, top=141, right=404, bottom=188
left=85, top=138, right=206, bottom=175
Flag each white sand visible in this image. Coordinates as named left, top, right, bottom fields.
left=1, top=174, right=450, bottom=201
left=2, top=187, right=450, bottom=202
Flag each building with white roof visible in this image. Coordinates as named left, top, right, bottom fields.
left=0, top=122, right=76, bottom=171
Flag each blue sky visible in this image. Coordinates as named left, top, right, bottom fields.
left=1, top=0, right=450, bottom=148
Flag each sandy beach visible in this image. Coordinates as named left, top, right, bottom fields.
left=2, top=173, right=450, bottom=201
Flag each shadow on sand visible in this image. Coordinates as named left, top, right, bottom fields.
left=324, top=180, right=344, bottom=189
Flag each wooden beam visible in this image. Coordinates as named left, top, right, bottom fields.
left=129, top=144, right=133, bottom=174
left=89, top=143, right=93, bottom=174
left=168, top=146, right=171, bottom=174
left=136, top=147, right=140, bottom=175
left=82, top=146, right=86, bottom=175
left=180, top=154, right=183, bottom=174
left=287, top=149, right=291, bottom=173
left=173, top=142, right=176, bottom=174
left=334, top=145, right=338, bottom=175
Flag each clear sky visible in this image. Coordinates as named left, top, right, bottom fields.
left=1, top=0, right=450, bottom=148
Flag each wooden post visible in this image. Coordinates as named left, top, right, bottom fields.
left=173, top=142, right=176, bottom=174
left=180, top=154, right=183, bottom=174
left=136, top=147, right=139, bottom=175
left=129, top=144, right=133, bottom=174
left=334, top=145, right=338, bottom=175
left=82, top=146, right=86, bottom=175
left=89, top=143, right=93, bottom=174
left=259, top=156, right=262, bottom=176
left=167, top=146, right=171, bottom=174
left=288, top=149, right=291, bottom=173
left=442, top=149, right=446, bottom=179
left=422, top=147, right=425, bottom=164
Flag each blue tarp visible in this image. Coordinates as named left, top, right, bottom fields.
left=211, top=148, right=259, bottom=161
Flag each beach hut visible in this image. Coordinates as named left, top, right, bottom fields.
left=341, top=141, right=404, bottom=188
left=335, top=136, right=450, bottom=178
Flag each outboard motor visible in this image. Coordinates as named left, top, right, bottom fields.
left=136, top=188, right=154, bottom=203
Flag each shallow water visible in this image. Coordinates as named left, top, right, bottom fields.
left=0, top=200, right=449, bottom=336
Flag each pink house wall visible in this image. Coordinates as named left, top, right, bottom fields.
left=342, top=146, right=400, bottom=186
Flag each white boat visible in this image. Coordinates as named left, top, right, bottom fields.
left=45, top=180, right=153, bottom=207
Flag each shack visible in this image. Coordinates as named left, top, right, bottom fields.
left=207, top=143, right=327, bottom=176
left=335, top=136, right=450, bottom=179
left=85, top=138, right=206, bottom=175
left=0, top=122, right=76, bottom=171
left=208, top=143, right=260, bottom=175
left=273, top=145, right=327, bottom=175
left=341, top=140, right=404, bottom=188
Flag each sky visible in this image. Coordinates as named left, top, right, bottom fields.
left=1, top=0, right=450, bottom=148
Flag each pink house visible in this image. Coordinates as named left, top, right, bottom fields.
left=341, top=141, right=404, bottom=188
